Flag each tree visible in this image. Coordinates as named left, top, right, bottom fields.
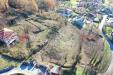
left=77, top=0, right=103, bottom=13
left=8, top=0, right=38, bottom=12
left=44, top=0, right=56, bottom=10
left=38, top=0, right=57, bottom=12
left=0, top=0, right=9, bottom=12
left=47, top=26, right=59, bottom=39
left=23, top=26, right=31, bottom=49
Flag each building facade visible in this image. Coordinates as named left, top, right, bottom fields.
left=0, top=28, right=18, bottom=48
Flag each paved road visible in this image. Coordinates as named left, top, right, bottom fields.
left=101, top=35, right=113, bottom=75
left=1, top=68, right=42, bottom=75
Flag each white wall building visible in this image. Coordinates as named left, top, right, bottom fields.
left=0, top=28, right=19, bottom=47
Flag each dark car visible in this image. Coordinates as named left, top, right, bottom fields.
left=98, top=8, right=113, bottom=15
left=57, top=9, right=72, bottom=17
left=72, top=16, right=85, bottom=29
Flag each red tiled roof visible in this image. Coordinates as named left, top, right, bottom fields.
left=19, top=34, right=29, bottom=42
left=0, top=28, right=14, bottom=42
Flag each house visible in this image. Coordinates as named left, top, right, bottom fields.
left=0, top=28, right=18, bottom=47
left=50, top=65, right=62, bottom=75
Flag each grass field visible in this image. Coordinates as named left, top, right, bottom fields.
left=0, top=58, right=18, bottom=70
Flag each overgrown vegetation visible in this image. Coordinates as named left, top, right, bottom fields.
left=103, top=26, right=112, bottom=41
left=97, top=39, right=112, bottom=73
left=47, top=26, right=59, bottom=39
left=0, top=0, right=112, bottom=75
left=0, top=58, right=18, bottom=70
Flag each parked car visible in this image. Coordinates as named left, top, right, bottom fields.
left=107, top=18, right=113, bottom=23
left=71, top=16, right=85, bottom=29
left=98, top=7, right=113, bottom=15
left=57, top=8, right=73, bottom=17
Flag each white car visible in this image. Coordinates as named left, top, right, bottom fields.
left=107, top=18, right=113, bottom=23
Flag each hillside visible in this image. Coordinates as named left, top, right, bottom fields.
left=0, top=0, right=112, bottom=75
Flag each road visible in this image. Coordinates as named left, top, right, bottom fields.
left=1, top=68, right=42, bottom=75
left=105, top=52, right=113, bottom=75
left=98, top=15, right=113, bottom=75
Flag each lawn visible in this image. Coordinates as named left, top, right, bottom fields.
left=76, top=65, right=84, bottom=75
left=70, top=0, right=78, bottom=6
left=96, top=38, right=112, bottom=72
left=63, top=65, right=84, bottom=75
left=31, top=28, right=49, bottom=49
left=103, top=27, right=112, bottom=40
left=0, top=58, right=18, bottom=70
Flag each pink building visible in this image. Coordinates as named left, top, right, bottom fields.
left=0, top=28, right=18, bottom=47
left=50, top=65, right=62, bottom=75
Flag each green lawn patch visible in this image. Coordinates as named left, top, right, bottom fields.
left=76, top=65, right=84, bottom=75
left=0, top=58, right=18, bottom=70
